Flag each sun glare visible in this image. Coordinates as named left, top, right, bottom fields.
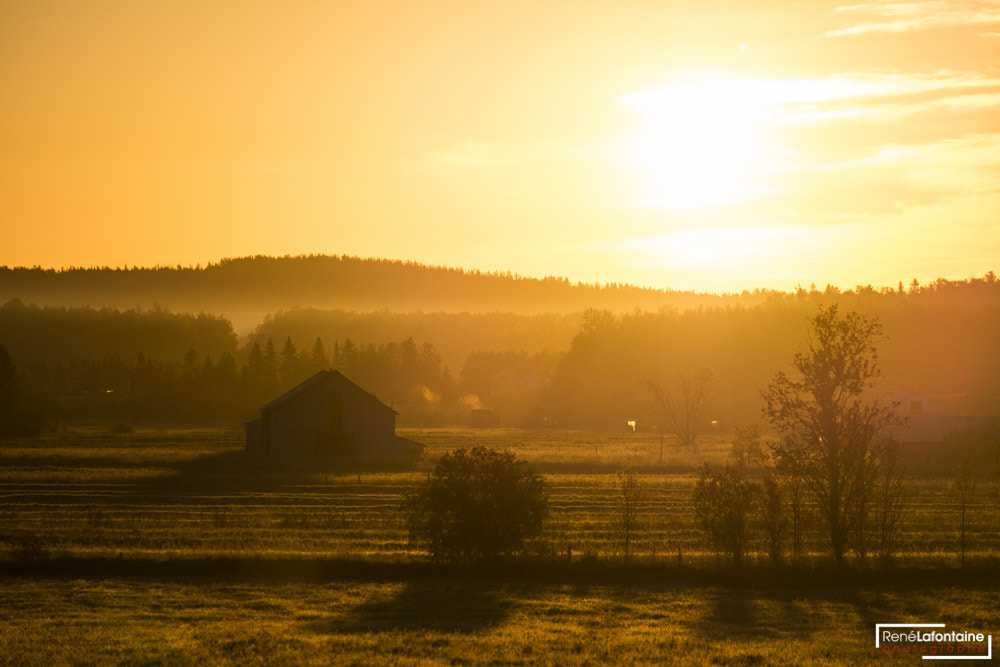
left=620, top=78, right=766, bottom=208
left=618, top=73, right=873, bottom=208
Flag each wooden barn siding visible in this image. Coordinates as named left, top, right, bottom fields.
left=264, top=375, right=399, bottom=459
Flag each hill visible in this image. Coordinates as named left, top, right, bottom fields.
left=0, top=255, right=766, bottom=330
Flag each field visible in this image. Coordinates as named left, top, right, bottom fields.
left=2, top=426, right=999, bottom=665
left=4, top=572, right=999, bottom=665
left=3, top=426, right=998, bottom=563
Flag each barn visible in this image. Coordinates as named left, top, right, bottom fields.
left=245, top=370, right=423, bottom=461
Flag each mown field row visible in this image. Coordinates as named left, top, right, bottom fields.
left=1, top=427, right=998, bottom=565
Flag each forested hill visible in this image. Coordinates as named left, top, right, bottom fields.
left=0, top=255, right=754, bottom=326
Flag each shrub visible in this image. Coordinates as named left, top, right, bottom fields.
left=692, top=464, right=759, bottom=565
left=407, top=446, right=548, bottom=561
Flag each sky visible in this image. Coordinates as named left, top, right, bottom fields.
left=2, top=0, right=999, bottom=293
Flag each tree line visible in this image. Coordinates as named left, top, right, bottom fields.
left=543, top=279, right=1000, bottom=428
left=0, top=254, right=742, bottom=318
left=0, top=333, right=455, bottom=425
left=0, top=272, right=998, bottom=429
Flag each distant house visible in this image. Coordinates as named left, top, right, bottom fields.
left=894, top=390, right=948, bottom=418
left=245, top=370, right=423, bottom=461
left=889, top=390, right=994, bottom=443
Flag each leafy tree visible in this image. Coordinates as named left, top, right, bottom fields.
left=759, top=472, right=788, bottom=564
left=729, top=423, right=765, bottom=469
left=0, top=344, right=24, bottom=433
left=762, top=305, right=900, bottom=565
left=0, top=344, right=41, bottom=437
left=692, top=464, right=759, bottom=564
left=407, top=447, right=548, bottom=561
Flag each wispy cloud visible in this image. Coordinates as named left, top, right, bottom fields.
left=826, top=0, right=1000, bottom=36
left=622, top=71, right=1000, bottom=127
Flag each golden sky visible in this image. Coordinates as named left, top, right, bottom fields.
left=2, top=0, right=999, bottom=292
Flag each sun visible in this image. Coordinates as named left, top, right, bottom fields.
left=618, top=72, right=882, bottom=209
left=619, top=74, right=772, bottom=208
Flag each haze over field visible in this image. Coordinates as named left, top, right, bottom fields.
left=3, top=1, right=999, bottom=293
left=3, top=3, right=1000, bottom=665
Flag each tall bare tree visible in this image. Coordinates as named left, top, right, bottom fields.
left=613, top=468, right=645, bottom=563
left=647, top=367, right=714, bottom=451
left=762, top=305, right=901, bottom=566
left=954, top=460, right=978, bottom=567
left=873, top=443, right=906, bottom=565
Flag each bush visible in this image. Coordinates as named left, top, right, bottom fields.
left=407, top=446, right=548, bottom=561
left=692, top=464, right=759, bottom=565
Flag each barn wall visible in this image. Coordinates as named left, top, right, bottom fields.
left=261, top=373, right=406, bottom=460
left=265, top=382, right=330, bottom=457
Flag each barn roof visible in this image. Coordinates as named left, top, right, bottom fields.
left=891, top=390, right=948, bottom=415
left=260, top=370, right=398, bottom=415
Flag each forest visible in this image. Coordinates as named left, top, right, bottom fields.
left=0, top=254, right=779, bottom=327
left=1, top=270, right=998, bottom=429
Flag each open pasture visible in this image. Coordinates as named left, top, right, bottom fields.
left=1, top=426, right=998, bottom=565
left=3, top=569, right=999, bottom=665
left=2, top=426, right=999, bottom=665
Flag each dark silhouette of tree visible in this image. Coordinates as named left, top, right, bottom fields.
left=953, top=460, right=977, bottom=567
left=613, top=468, right=645, bottom=563
left=181, top=348, right=199, bottom=390
left=407, top=447, right=548, bottom=561
left=762, top=305, right=900, bottom=565
left=647, top=367, right=715, bottom=450
left=872, top=443, right=906, bottom=565
left=263, top=337, right=278, bottom=381
left=241, top=342, right=274, bottom=407
left=729, top=423, right=765, bottom=469
left=279, top=336, right=301, bottom=387
left=310, top=337, right=328, bottom=370
left=759, top=472, right=787, bottom=564
left=692, top=464, right=759, bottom=565
left=338, top=338, right=358, bottom=374
left=0, top=344, right=24, bottom=433
left=0, top=344, right=41, bottom=436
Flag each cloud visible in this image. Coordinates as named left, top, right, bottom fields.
left=621, top=71, right=1000, bottom=128
left=772, top=133, right=1000, bottom=223
left=825, top=1, right=1000, bottom=36
left=773, top=72, right=1000, bottom=133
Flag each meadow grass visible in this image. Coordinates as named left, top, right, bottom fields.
left=1, top=568, right=997, bottom=665
left=2, top=426, right=997, bottom=564
left=1, top=426, right=999, bottom=664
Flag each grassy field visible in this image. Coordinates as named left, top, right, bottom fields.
left=2, top=426, right=998, bottom=564
left=3, top=569, right=999, bottom=665
left=1, top=426, right=998, bottom=664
